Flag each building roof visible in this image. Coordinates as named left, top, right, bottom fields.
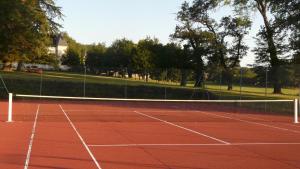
left=52, top=33, right=68, bottom=47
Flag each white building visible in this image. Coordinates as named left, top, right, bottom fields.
left=4, top=33, right=69, bottom=71
left=48, top=33, right=68, bottom=63
left=22, top=33, right=69, bottom=70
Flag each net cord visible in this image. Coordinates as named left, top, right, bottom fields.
left=15, top=94, right=295, bottom=103
left=11, top=94, right=299, bottom=124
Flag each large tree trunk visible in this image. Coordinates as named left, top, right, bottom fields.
left=121, top=70, right=125, bottom=78
left=227, top=83, right=233, bottom=91
left=225, top=70, right=233, bottom=91
left=257, top=1, right=282, bottom=94
left=271, top=66, right=282, bottom=94
left=270, top=57, right=282, bottom=94
left=145, top=71, right=149, bottom=82
left=194, top=57, right=204, bottom=87
left=180, top=69, right=188, bottom=86
left=273, top=82, right=282, bottom=94
left=194, top=68, right=203, bottom=87
left=295, top=55, right=300, bottom=88
left=127, top=68, right=133, bottom=78
left=17, top=60, right=24, bottom=71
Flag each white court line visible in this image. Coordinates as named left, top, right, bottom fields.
left=283, top=123, right=300, bottom=128
left=134, top=111, right=230, bottom=145
left=64, top=109, right=300, bottom=131
left=59, top=105, right=102, bottom=169
left=198, top=111, right=300, bottom=134
left=224, top=112, right=300, bottom=129
left=141, top=110, right=299, bottom=129
left=64, top=109, right=132, bottom=112
left=64, top=109, right=188, bottom=112
left=89, top=143, right=226, bottom=147
left=24, top=105, right=40, bottom=169
left=224, top=112, right=266, bottom=121
left=88, top=142, right=300, bottom=147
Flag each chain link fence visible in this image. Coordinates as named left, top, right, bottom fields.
left=0, top=64, right=299, bottom=101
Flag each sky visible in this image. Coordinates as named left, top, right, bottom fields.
left=56, top=0, right=264, bottom=67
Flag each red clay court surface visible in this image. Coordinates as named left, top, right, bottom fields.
left=0, top=100, right=300, bottom=169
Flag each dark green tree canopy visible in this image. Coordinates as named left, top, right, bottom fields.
left=0, top=0, right=63, bottom=70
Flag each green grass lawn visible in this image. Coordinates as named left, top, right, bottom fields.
left=0, top=71, right=207, bottom=99
left=0, top=70, right=299, bottom=100
left=0, top=70, right=298, bottom=116
left=205, top=84, right=299, bottom=100
left=45, top=71, right=300, bottom=99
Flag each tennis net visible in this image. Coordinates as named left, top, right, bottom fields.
left=7, top=93, right=299, bottom=123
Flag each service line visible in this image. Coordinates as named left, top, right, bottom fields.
left=59, top=105, right=102, bottom=169
left=134, top=111, right=230, bottom=145
left=88, top=142, right=300, bottom=147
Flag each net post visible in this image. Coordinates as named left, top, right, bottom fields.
left=7, top=93, right=13, bottom=123
left=295, top=99, right=299, bottom=124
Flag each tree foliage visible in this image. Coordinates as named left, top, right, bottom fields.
left=1, top=0, right=295, bottom=91
left=85, top=44, right=106, bottom=74
left=226, top=0, right=295, bottom=93
left=0, top=0, right=62, bottom=70
left=172, top=0, right=251, bottom=89
left=106, top=39, right=136, bottom=77
left=62, top=33, right=86, bottom=71
left=172, top=1, right=215, bottom=87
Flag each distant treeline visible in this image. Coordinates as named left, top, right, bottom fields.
left=0, top=0, right=299, bottom=93
left=62, top=36, right=299, bottom=88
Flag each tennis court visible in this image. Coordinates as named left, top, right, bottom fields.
left=0, top=94, right=299, bottom=169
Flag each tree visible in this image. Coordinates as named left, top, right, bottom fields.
left=215, top=16, right=251, bottom=90
left=146, top=43, right=185, bottom=84
left=38, top=0, right=63, bottom=34
left=85, top=44, right=106, bottom=74
left=270, top=0, right=300, bottom=87
left=62, top=49, right=81, bottom=69
left=133, top=38, right=158, bottom=82
left=271, top=0, right=300, bottom=63
left=0, top=0, right=62, bottom=70
left=160, top=43, right=192, bottom=86
left=179, top=45, right=193, bottom=86
left=228, top=0, right=290, bottom=93
left=171, top=1, right=214, bottom=87
left=179, top=1, right=251, bottom=90
left=106, top=39, right=136, bottom=77
left=62, top=33, right=85, bottom=71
